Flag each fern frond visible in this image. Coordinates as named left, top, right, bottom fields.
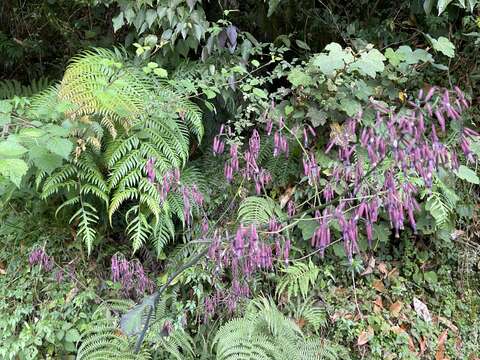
left=276, top=261, right=320, bottom=301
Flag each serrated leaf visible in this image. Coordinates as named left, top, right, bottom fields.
left=455, top=165, right=479, bottom=184
left=0, top=158, right=28, bottom=187
left=46, top=138, right=73, bottom=160
left=0, top=140, right=27, bottom=158
left=429, top=36, right=455, bottom=58
left=287, top=68, right=313, bottom=87
left=349, top=48, right=386, bottom=78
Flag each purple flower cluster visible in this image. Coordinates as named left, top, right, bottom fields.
left=158, top=168, right=181, bottom=201
left=309, top=86, right=478, bottom=261
left=111, top=254, right=154, bottom=298
left=204, top=220, right=291, bottom=317
left=145, top=158, right=156, bottom=183
left=29, top=247, right=53, bottom=271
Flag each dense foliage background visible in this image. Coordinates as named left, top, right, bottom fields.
left=1, top=0, right=480, bottom=359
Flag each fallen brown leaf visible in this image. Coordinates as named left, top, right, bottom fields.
left=361, top=257, right=376, bottom=276
left=372, top=279, right=385, bottom=292
left=377, top=262, right=388, bottom=276
left=357, top=326, right=374, bottom=346
left=419, top=336, right=427, bottom=355
left=373, top=296, right=383, bottom=314
left=435, top=330, right=448, bottom=360
left=389, top=301, right=403, bottom=317
left=437, top=316, right=458, bottom=333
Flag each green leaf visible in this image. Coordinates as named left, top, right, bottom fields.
left=29, top=146, right=63, bottom=174
left=252, top=88, right=268, bottom=99
left=0, top=140, right=27, bottom=158
left=429, top=36, right=455, bottom=58
left=153, top=67, right=168, bottom=78
left=454, top=165, right=479, bottom=184
left=423, top=271, right=438, bottom=284
left=46, top=138, right=73, bottom=160
left=350, top=48, right=386, bottom=78
left=312, top=43, right=352, bottom=76
left=64, top=328, right=81, bottom=343
left=339, top=98, right=361, bottom=117
left=295, top=39, right=311, bottom=51
left=0, top=158, right=28, bottom=187
left=287, top=68, right=313, bottom=87
left=112, top=13, right=124, bottom=32
left=385, top=48, right=402, bottom=66
left=0, top=101, right=13, bottom=126
left=307, top=107, right=327, bottom=126
left=423, top=0, right=435, bottom=14
left=145, top=9, right=157, bottom=28
left=437, top=0, right=454, bottom=14
left=298, top=217, right=318, bottom=240
left=120, top=294, right=156, bottom=336
left=466, top=0, right=478, bottom=11
left=268, top=0, right=285, bottom=17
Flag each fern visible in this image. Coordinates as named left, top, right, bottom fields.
left=77, top=294, right=194, bottom=360
left=31, top=48, right=205, bottom=253
left=0, top=77, right=52, bottom=99
left=238, top=196, right=285, bottom=225
left=276, top=261, right=320, bottom=301
left=212, top=297, right=322, bottom=360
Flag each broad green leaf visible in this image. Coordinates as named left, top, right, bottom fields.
left=298, top=217, right=318, bottom=241
left=29, top=146, right=63, bottom=174
left=252, top=88, right=268, bottom=99
left=46, top=138, right=73, bottom=160
left=349, top=48, right=386, bottom=78
left=307, top=107, right=327, bottom=126
left=120, top=294, right=156, bottom=336
left=0, top=101, right=13, bottom=126
left=424, top=271, right=438, bottom=283
left=296, top=39, right=311, bottom=51
left=429, top=36, right=455, bottom=58
left=454, top=165, right=479, bottom=184
left=312, top=42, right=353, bottom=76
left=64, top=328, right=81, bottom=343
left=0, top=140, right=27, bottom=158
left=145, top=9, right=157, bottom=27
left=385, top=48, right=402, bottom=66
left=0, top=158, right=28, bottom=187
left=437, top=0, right=454, bottom=14
left=112, top=13, right=124, bottom=32
left=340, top=98, right=361, bottom=117
left=423, top=0, right=435, bottom=13
left=287, top=68, right=313, bottom=87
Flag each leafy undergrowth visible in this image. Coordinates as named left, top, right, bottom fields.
left=1, top=199, right=479, bottom=359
